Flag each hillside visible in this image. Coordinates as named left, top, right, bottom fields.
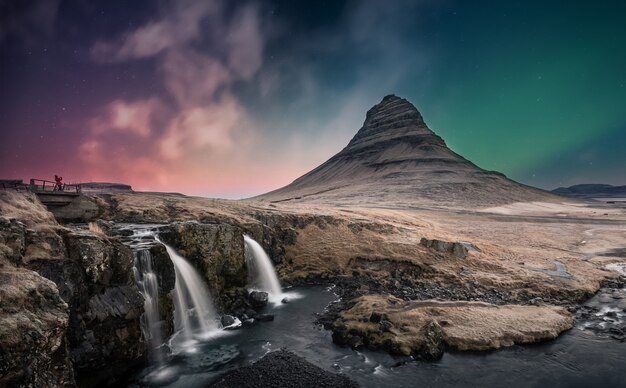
left=255, top=95, right=559, bottom=208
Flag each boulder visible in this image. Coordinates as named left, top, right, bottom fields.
left=221, top=315, right=242, bottom=330
left=249, top=291, right=269, bottom=308
left=420, top=238, right=480, bottom=259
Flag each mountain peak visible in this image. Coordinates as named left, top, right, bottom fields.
left=255, top=95, right=555, bottom=207
left=349, top=95, right=438, bottom=150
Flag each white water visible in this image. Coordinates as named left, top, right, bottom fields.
left=133, top=249, right=163, bottom=363
left=157, top=238, right=219, bottom=341
left=244, top=235, right=284, bottom=303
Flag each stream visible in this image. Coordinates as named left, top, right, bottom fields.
left=126, top=284, right=626, bottom=388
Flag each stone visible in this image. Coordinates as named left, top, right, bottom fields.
left=420, top=238, right=471, bottom=259
left=221, top=315, right=242, bottom=330
left=253, top=313, right=274, bottom=322
left=249, top=291, right=269, bottom=308
left=415, top=321, right=444, bottom=360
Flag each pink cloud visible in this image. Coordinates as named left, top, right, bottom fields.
left=90, top=98, right=164, bottom=137
left=159, top=95, right=244, bottom=159
left=79, top=0, right=268, bottom=197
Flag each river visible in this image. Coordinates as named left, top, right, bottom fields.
left=126, top=285, right=626, bottom=388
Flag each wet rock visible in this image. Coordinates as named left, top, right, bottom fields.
left=158, top=222, right=247, bottom=297
left=249, top=291, right=269, bottom=308
left=347, top=335, right=363, bottom=348
left=221, top=315, right=237, bottom=327
left=281, top=297, right=289, bottom=304
left=221, top=315, right=242, bottom=330
left=254, top=313, right=275, bottom=322
left=415, top=321, right=444, bottom=360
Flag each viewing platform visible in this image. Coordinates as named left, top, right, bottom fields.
left=29, top=179, right=82, bottom=206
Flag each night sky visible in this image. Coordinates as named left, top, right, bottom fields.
left=1, top=0, right=625, bottom=198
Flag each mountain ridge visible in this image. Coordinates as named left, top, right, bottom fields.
left=254, top=95, right=560, bottom=208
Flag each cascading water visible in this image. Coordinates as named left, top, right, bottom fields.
left=158, top=238, right=219, bottom=340
left=244, top=235, right=284, bottom=302
left=133, top=249, right=163, bottom=363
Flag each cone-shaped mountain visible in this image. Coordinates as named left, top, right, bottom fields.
left=255, top=95, right=557, bottom=207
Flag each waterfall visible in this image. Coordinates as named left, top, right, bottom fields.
left=133, top=249, right=163, bottom=363
left=243, top=235, right=283, bottom=302
left=158, top=238, right=219, bottom=339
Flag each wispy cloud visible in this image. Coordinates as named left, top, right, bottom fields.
left=81, top=0, right=266, bottom=196
left=78, top=0, right=432, bottom=197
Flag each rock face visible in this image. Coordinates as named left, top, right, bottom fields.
left=159, top=222, right=247, bottom=297
left=0, top=266, right=73, bottom=387
left=255, top=95, right=557, bottom=207
left=26, top=231, right=145, bottom=385
left=420, top=238, right=479, bottom=259
left=0, top=192, right=146, bottom=386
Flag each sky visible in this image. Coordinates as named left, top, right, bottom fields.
left=1, top=0, right=625, bottom=198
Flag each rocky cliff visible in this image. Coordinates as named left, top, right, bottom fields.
left=0, top=192, right=145, bottom=386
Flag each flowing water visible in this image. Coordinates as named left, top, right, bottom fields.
left=158, top=239, right=220, bottom=342
left=133, top=249, right=163, bottom=364
left=126, top=284, right=626, bottom=388
left=244, top=235, right=284, bottom=303
left=118, top=226, right=625, bottom=387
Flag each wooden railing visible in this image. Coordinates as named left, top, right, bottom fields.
left=29, top=179, right=81, bottom=194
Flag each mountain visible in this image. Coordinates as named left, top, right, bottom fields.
left=254, top=95, right=559, bottom=208
left=552, top=184, right=626, bottom=199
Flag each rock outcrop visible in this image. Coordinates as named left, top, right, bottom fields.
left=0, top=266, right=73, bottom=387
left=0, top=192, right=146, bottom=386
left=332, top=295, right=574, bottom=357
left=159, top=222, right=247, bottom=297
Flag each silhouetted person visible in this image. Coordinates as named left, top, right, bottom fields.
left=54, top=175, right=63, bottom=191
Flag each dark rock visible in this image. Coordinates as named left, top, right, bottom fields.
left=347, top=335, right=363, bottom=348
left=380, top=320, right=393, bottom=332
left=281, top=297, right=289, bottom=304
left=369, top=311, right=384, bottom=323
left=210, top=350, right=358, bottom=388
left=253, top=313, right=274, bottom=322
left=249, top=291, right=269, bottom=308
left=221, top=315, right=238, bottom=327
left=158, top=222, right=247, bottom=298
left=414, top=321, right=444, bottom=360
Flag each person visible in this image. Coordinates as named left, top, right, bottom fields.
left=54, top=175, right=63, bottom=191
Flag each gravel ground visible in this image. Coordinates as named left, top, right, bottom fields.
left=209, top=350, right=358, bottom=388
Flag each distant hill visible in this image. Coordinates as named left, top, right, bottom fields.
left=552, top=184, right=626, bottom=198
left=253, top=95, right=559, bottom=208
left=80, top=182, right=133, bottom=192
